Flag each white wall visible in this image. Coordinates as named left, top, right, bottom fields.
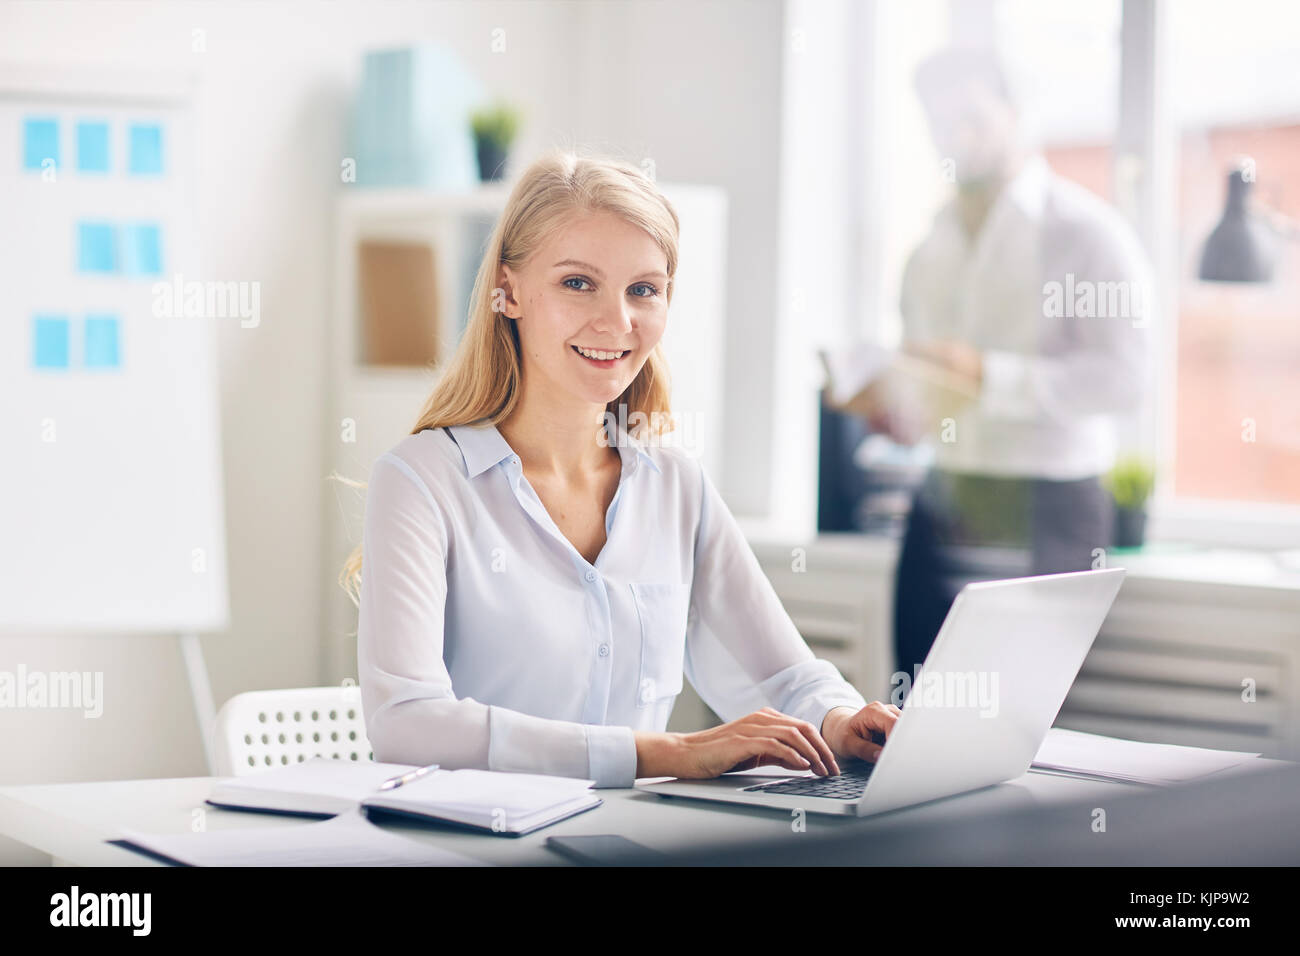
left=0, top=0, right=790, bottom=863
left=568, top=0, right=787, bottom=516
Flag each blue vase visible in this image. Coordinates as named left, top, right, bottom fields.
left=475, top=139, right=508, bottom=181
left=351, top=45, right=487, bottom=190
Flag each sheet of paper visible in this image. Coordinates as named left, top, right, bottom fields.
left=114, top=808, right=490, bottom=867
left=1032, top=728, right=1262, bottom=786
left=819, top=343, right=979, bottom=443
left=214, top=757, right=418, bottom=801
left=820, top=344, right=894, bottom=408
left=380, top=769, right=596, bottom=815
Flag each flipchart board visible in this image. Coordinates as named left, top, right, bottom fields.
left=1, top=67, right=228, bottom=637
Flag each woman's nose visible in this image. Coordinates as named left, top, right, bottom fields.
left=591, top=295, right=635, bottom=334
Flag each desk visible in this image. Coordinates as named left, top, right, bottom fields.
left=0, top=769, right=1144, bottom=867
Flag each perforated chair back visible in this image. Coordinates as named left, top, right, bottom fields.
left=213, top=686, right=374, bottom=777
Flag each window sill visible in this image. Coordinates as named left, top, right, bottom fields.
left=1148, top=497, right=1300, bottom=552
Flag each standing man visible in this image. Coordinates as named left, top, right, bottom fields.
left=889, top=46, right=1152, bottom=678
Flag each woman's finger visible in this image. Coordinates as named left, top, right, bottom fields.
left=749, top=738, right=815, bottom=773
left=863, top=702, right=901, bottom=738
left=763, top=724, right=831, bottom=776
left=746, top=710, right=839, bottom=776
left=841, top=734, right=884, bottom=763
left=725, top=737, right=810, bottom=774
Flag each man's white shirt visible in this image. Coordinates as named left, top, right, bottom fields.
left=900, top=154, right=1152, bottom=479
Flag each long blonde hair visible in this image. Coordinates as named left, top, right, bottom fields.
left=338, top=149, right=681, bottom=606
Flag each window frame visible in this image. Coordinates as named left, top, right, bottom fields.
left=1122, top=0, right=1300, bottom=547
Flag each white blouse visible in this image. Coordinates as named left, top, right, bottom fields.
left=356, top=417, right=867, bottom=787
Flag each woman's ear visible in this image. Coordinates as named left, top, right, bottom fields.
left=495, top=264, right=522, bottom=320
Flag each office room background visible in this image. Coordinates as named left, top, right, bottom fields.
left=3, top=0, right=1298, bottom=865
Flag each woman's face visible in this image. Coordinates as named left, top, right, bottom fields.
left=498, top=209, right=670, bottom=409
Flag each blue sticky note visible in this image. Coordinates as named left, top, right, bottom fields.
left=23, top=117, right=59, bottom=171
left=123, top=223, right=162, bottom=276
left=77, top=121, right=110, bottom=172
left=84, top=315, right=121, bottom=368
left=33, top=315, right=70, bottom=368
left=128, top=123, right=163, bottom=175
left=77, top=222, right=118, bottom=273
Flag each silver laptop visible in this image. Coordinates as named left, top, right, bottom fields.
left=638, top=567, right=1125, bottom=817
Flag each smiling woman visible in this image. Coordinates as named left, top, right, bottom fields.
left=497, top=207, right=672, bottom=427
left=340, top=149, right=899, bottom=790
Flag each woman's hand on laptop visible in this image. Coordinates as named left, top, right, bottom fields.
left=636, top=707, right=841, bottom=779
left=820, top=701, right=902, bottom=764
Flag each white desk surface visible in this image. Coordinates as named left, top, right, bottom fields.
left=0, top=769, right=1148, bottom=867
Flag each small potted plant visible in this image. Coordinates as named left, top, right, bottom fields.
left=470, top=101, right=520, bottom=182
left=1105, top=456, right=1155, bottom=548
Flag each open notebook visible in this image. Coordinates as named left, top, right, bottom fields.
left=206, top=758, right=602, bottom=836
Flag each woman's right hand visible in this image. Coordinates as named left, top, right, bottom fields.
left=636, top=707, right=840, bottom=779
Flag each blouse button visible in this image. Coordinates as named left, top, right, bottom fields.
left=585, top=570, right=597, bottom=582
left=598, top=643, right=610, bottom=657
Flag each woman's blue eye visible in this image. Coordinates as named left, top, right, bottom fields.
left=562, top=277, right=658, bottom=298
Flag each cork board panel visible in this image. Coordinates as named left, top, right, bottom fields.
left=358, top=240, right=439, bottom=366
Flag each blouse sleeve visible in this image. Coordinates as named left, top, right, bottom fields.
left=681, top=457, right=868, bottom=730
left=356, top=453, right=637, bottom=787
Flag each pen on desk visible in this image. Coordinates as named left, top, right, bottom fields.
left=377, top=764, right=439, bottom=791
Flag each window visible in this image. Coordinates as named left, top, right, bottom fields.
left=1001, top=0, right=1121, bottom=202
left=1169, top=0, right=1300, bottom=505
left=871, top=0, right=1123, bottom=339
left=863, top=0, right=1300, bottom=544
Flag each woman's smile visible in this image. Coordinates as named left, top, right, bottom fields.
left=571, top=343, right=632, bottom=368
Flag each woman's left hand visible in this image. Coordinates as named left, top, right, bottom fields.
left=820, top=701, right=902, bottom=764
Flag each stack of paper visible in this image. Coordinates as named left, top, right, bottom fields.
left=112, top=809, right=488, bottom=867
left=1031, top=728, right=1262, bottom=786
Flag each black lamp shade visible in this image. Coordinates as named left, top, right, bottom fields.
left=1198, top=168, right=1275, bottom=283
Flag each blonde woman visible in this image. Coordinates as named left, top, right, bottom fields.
left=342, top=150, right=900, bottom=788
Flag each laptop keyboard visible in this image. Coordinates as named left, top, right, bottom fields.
left=740, top=762, right=876, bottom=800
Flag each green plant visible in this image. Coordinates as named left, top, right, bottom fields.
left=1105, top=456, right=1156, bottom=511
left=470, top=102, right=521, bottom=149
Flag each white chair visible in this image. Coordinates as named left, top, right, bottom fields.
left=213, top=686, right=374, bottom=777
